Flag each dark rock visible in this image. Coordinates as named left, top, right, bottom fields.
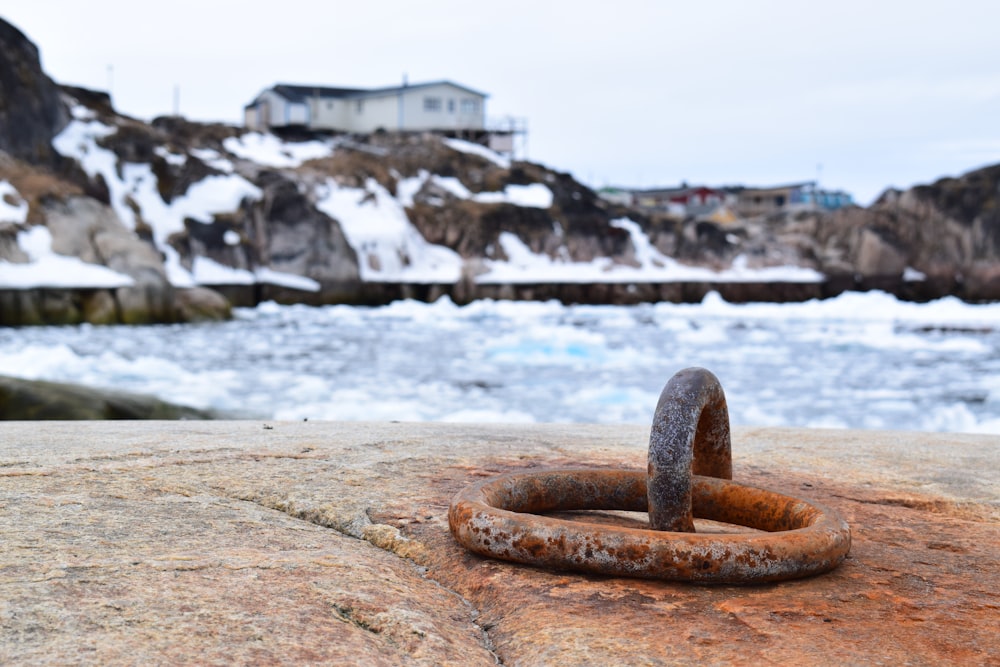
left=234, top=171, right=361, bottom=297
left=0, top=375, right=216, bottom=420
left=0, top=18, right=68, bottom=165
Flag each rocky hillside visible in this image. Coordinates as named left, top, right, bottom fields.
left=1, top=17, right=998, bottom=326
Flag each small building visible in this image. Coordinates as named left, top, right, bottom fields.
left=244, top=80, right=488, bottom=135
left=631, top=185, right=735, bottom=218
left=733, top=182, right=854, bottom=217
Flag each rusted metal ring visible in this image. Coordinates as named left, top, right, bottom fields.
left=448, top=367, right=852, bottom=583
left=448, top=469, right=851, bottom=584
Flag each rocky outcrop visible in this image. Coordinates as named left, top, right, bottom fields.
left=2, top=15, right=1000, bottom=328
left=1, top=421, right=996, bottom=664
left=0, top=18, right=68, bottom=165
left=405, top=158, right=632, bottom=263
left=639, top=164, right=1000, bottom=301
left=235, top=171, right=362, bottom=298
left=43, top=196, right=179, bottom=323
left=0, top=375, right=216, bottom=419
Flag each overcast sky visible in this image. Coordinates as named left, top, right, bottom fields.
left=5, top=1, right=1000, bottom=204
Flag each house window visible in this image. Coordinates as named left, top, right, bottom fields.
left=356, top=100, right=364, bottom=113
left=447, top=99, right=455, bottom=113
left=460, top=98, right=478, bottom=114
left=424, top=97, right=442, bottom=112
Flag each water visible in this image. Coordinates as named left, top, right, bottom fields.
left=1, top=291, right=999, bottom=433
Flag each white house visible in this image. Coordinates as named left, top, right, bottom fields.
left=244, top=80, right=487, bottom=134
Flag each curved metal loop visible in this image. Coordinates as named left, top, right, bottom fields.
left=447, top=367, right=852, bottom=583
left=448, top=470, right=851, bottom=584
left=648, top=367, right=732, bottom=532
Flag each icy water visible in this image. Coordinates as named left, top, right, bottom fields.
left=1, top=291, right=999, bottom=434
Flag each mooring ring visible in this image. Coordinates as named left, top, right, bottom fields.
left=449, top=469, right=851, bottom=584
left=449, top=367, right=852, bottom=583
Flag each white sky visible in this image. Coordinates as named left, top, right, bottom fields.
left=5, top=0, right=1000, bottom=204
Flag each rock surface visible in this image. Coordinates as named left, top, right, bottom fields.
left=1, top=421, right=996, bottom=665
left=0, top=375, right=217, bottom=420
left=0, top=18, right=68, bottom=165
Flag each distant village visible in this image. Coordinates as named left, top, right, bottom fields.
left=243, top=80, right=854, bottom=220
left=598, top=182, right=854, bottom=220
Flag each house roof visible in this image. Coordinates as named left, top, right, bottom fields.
left=251, top=80, right=488, bottom=107
left=271, top=84, right=367, bottom=103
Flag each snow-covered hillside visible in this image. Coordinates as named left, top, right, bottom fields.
left=2, top=98, right=827, bottom=304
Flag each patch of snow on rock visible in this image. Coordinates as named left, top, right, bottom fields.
left=190, top=148, right=234, bottom=173
left=222, top=132, right=334, bottom=168
left=192, top=256, right=255, bottom=285
left=0, top=226, right=134, bottom=289
left=0, top=181, right=28, bottom=223
left=255, top=267, right=321, bottom=292
left=315, top=177, right=462, bottom=283
left=442, top=137, right=511, bottom=169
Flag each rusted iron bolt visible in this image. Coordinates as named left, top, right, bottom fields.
left=448, top=367, right=852, bottom=584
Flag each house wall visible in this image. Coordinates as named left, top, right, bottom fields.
left=244, top=107, right=259, bottom=130
left=398, top=83, right=485, bottom=132
left=250, top=90, right=291, bottom=130
left=334, top=83, right=486, bottom=133
left=736, top=187, right=800, bottom=217
left=346, top=94, right=400, bottom=133
left=309, top=97, right=352, bottom=131
left=247, top=83, right=487, bottom=133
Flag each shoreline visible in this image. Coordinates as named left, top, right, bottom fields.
left=1, top=273, right=984, bottom=327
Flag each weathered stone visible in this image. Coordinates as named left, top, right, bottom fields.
left=0, top=18, right=68, bottom=166
left=0, top=422, right=995, bottom=665
left=174, top=286, right=232, bottom=323
left=80, top=289, right=118, bottom=324
left=853, top=226, right=908, bottom=276
left=0, top=376, right=216, bottom=420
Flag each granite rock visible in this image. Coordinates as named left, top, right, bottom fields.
left=0, top=422, right=996, bottom=665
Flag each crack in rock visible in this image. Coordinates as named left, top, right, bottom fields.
left=226, top=489, right=503, bottom=663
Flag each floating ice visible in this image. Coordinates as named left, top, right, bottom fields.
left=2, top=291, right=997, bottom=434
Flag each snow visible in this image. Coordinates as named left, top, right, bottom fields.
left=395, top=172, right=427, bottom=208
left=477, top=219, right=825, bottom=285
left=315, top=177, right=463, bottom=282
left=0, top=226, right=134, bottom=289
left=190, top=258, right=322, bottom=292
left=442, top=137, right=511, bottom=168
left=255, top=267, right=321, bottom=292
left=470, top=183, right=553, bottom=208
left=0, top=181, right=28, bottom=223
left=52, top=110, right=261, bottom=251
left=47, top=110, right=320, bottom=290
left=154, top=146, right=187, bottom=166
left=189, top=147, right=233, bottom=173
left=170, top=175, right=262, bottom=225
left=162, top=246, right=196, bottom=288
left=192, top=256, right=255, bottom=285
left=395, top=170, right=552, bottom=209
left=222, top=132, right=334, bottom=168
